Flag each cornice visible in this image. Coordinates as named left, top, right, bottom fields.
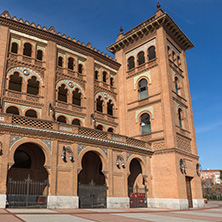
left=154, top=147, right=199, bottom=160
left=107, top=13, right=194, bottom=53
left=0, top=123, right=154, bottom=155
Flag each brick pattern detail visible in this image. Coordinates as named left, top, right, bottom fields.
left=126, top=137, right=146, bottom=148
left=78, top=127, right=108, bottom=140
left=153, top=141, right=164, bottom=150
left=176, top=135, right=191, bottom=152
left=12, top=115, right=53, bottom=129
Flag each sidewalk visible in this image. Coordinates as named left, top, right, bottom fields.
left=0, top=201, right=222, bottom=222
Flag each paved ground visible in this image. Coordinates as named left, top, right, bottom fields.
left=0, top=201, right=222, bottom=222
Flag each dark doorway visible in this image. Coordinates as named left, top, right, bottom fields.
left=7, top=143, right=49, bottom=208
left=186, top=176, right=193, bottom=208
left=128, top=158, right=147, bottom=208
left=78, top=151, right=107, bottom=208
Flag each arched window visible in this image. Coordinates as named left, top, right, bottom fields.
left=9, top=72, right=22, bottom=92
left=78, top=64, right=83, bottom=74
left=107, top=127, right=114, bottom=133
left=128, top=56, right=135, bottom=70
left=96, top=124, right=103, bottom=131
left=58, top=56, right=63, bottom=67
left=110, top=77, right=114, bottom=86
left=23, top=43, right=32, bottom=57
left=25, top=109, right=37, bottom=118
left=177, top=56, right=181, bottom=67
left=137, top=51, right=145, bottom=65
left=72, top=119, right=81, bottom=126
left=6, top=106, right=19, bottom=115
left=107, top=100, right=113, bottom=116
left=172, top=51, right=175, bottom=61
left=178, top=108, right=183, bottom=128
left=58, top=84, right=68, bottom=102
left=138, top=78, right=148, bottom=99
left=68, top=57, right=74, bottom=70
left=96, top=96, right=103, bottom=112
left=72, top=88, right=81, bottom=106
left=103, top=71, right=107, bottom=83
left=175, top=76, right=179, bottom=95
left=57, top=115, right=67, bottom=123
left=140, top=113, right=151, bottom=134
left=167, top=46, right=170, bottom=56
left=95, top=71, right=98, bottom=80
left=148, top=46, right=156, bottom=61
left=27, top=76, right=39, bottom=95
left=11, top=42, right=18, bottom=54
left=37, top=50, right=43, bottom=61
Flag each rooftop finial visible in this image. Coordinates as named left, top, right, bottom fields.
left=120, top=27, right=123, bottom=33
left=157, top=2, right=161, bottom=9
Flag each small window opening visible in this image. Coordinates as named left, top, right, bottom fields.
left=78, top=64, right=83, bottom=74
left=58, top=56, right=63, bottom=67
left=25, top=109, right=37, bottom=118
left=72, top=119, right=81, bottom=126
left=68, top=57, right=74, bottom=70
left=57, top=115, right=67, bottom=123
left=138, top=51, right=145, bottom=65
left=58, top=84, right=68, bottom=102
left=148, top=46, right=156, bottom=61
left=37, top=50, right=43, bottom=61
left=107, top=100, right=113, bottom=116
left=23, top=43, right=32, bottom=57
left=27, top=76, right=39, bottom=95
left=140, top=113, right=151, bottom=134
left=103, top=71, right=107, bottom=83
left=138, top=79, right=148, bottom=99
left=128, top=56, right=135, bottom=70
left=6, top=106, right=19, bottom=115
left=9, top=72, right=22, bottom=92
left=72, top=88, right=81, bottom=106
left=96, top=96, right=103, bottom=112
left=11, top=42, right=18, bottom=54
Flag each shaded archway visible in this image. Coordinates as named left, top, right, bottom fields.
left=128, top=158, right=147, bottom=208
left=7, top=143, right=49, bottom=208
left=78, top=151, right=107, bottom=208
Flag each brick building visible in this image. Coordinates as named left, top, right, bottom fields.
left=201, top=170, right=222, bottom=184
left=0, top=5, right=204, bottom=209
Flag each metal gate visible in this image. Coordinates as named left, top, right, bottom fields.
left=6, top=175, right=49, bottom=208
left=78, top=180, right=108, bottom=208
left=129, top=185, right=148, bottom=208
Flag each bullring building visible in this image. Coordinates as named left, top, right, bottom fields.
left=0, top=5, right=204, bottom=209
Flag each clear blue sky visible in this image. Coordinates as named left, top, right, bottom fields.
left=1, top=0, right=221, bottom=170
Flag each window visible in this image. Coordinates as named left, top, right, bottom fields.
left=11, top=42, right=18, bottom=54
left=25, top=109, right=37, bottom=118
left=72, top=119, right=81, bottom=126
left=107, top=127, right=114, bottom=133
left=58, top=56, right=63, bottom=67
left=27, top=76, right=39, bottom=95
left=137, top=51, right=145, bottom=65
left=96, top=96, right=103, bottom=112
left=140, top=113, right=151, bottom=134
left=138, top=78, right=148, bottom=99
left=23, top=43, right=32, bottom=57
left=68, top=57, right=74, bottom=70
left=72, top=88, right=81, bottom=106
left=95, top=71, right=98, bottom=80
left=175, top=76, right=179, bottom=95
left=58, top=84, right=68, bottom=102
left=57, top=115, right=66, bottom=123
left=9, top=72, right=22, bottom=92
left=96, top=125, right=103, bottom=131
left=128, top=56, right=135, bottom=70
left=103, top=71, right=107, bottom=83
left=178, top=108, right=183, bottom=128
left=172, top=51, right=175, bottom=61
left=37, top=50, right=43, bottom=61
left=110, top=77, right=114, bottom=86
left=167, top=46, right=170, bottom=56
left=78, top=64, right=83, bottom=73
left=177, top=56, right=181, bottom=67
left=107, top=100, right=113, bottom=116
left=148, top=46, right=156, bottom=61
left=6, top=106, right=19, bottom=115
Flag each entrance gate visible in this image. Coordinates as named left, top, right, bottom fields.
left=129, top=185, right=148, bottom=208
left=6, top=175, right=49, bottom=208
left=78, top=180, right=107, bottom=208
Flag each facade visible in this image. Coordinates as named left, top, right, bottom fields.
left=0, top=6, right=204, bottom=210
left=201, top=170, right=222, bottom=184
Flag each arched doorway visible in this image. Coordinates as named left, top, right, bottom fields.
left=128, top=158, right=147, bottom=208
left=78, top=151, right=107, bottom=208
left=7, top=143, right=49, bottom=208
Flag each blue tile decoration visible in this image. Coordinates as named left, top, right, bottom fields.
left=40, top=139, right=52, bottom=152
left=100, top=147, right=108, bottom=157
left=127, top=152, right=132, bottom=161
left=78, top=144, right=88, bottom=155
left=10, top=135, right=23, bottom=149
